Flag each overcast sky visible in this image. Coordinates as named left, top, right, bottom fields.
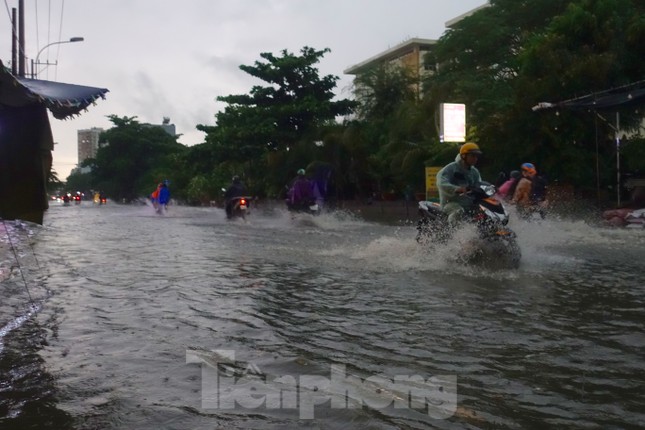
left=2, top=0, right=485, bottom=179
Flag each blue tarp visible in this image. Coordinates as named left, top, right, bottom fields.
left=1, top=61, right=108, bottom=119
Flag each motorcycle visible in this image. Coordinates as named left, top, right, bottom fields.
left=226, top=196, right=252, bottom=219
left=286, top=199, right=321, bottom=216
left=416, top=182, right=521, bottom=269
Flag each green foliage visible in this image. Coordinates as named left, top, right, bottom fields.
left=622, top=136, right=645, bottom=173
left=342, top=64, right=437, bottom=196
left=65, top=171, right=93, bottom=194
left=77, top=12, right=645, bottom=206
left=92, top=116, right=188, bottom=202
left=212, top=47, right=355, bottom=152
left=185, top=175, right=217, bottom=206
left=195, top=46, right=356, bottom=199
left=47, top=168, right=63, bottom=193
left=423, top=0, right=645, bottom=192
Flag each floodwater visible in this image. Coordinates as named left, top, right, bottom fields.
left=1, top=201, right=644, bottom=429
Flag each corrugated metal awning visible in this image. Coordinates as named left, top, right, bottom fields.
left=1, top=61, right=108, bottom=119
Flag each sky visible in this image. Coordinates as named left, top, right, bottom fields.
left=1, top=0, right=485, bottom=179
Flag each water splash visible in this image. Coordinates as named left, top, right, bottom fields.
left=0, top=303, right=41, bottom=355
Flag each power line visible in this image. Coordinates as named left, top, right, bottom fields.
left=55, top=0, right=65, bottom=80
left=34, top=0, right=40, bottom=58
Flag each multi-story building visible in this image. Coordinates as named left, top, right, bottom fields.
left=343, top=38, right=437, bottom=98
left=77, top=127, right=104, bottom=165
left=344, top=4, right=489, bottom=99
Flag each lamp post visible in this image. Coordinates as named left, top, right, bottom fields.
left=32, top=36, right=84, bottom=79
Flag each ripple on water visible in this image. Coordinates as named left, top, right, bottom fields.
left=1, top=205, right=644, bottom=428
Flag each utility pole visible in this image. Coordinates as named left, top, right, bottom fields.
left=18, top=0, right=25, bottom=77
left=11, top=8, right=17, bottom=75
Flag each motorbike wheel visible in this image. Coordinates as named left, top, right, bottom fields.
left=476, top=235, right=522, bottom=269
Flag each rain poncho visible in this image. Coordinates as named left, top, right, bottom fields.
left=437, top=154, right=482, bottom=208
left=290, top=177, right=314, bottom=205
left=158, top=185, right=170, bottom=205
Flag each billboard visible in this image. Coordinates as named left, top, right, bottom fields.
left=439, top=103, right=466, bottom=143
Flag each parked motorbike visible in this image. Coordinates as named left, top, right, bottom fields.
left=416, top=182, right=521, bottom=269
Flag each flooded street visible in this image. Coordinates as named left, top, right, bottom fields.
left=1, top=202, right=644, bottom=429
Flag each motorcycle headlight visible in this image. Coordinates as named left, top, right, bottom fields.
left=482, top=184, right=496, bottom=196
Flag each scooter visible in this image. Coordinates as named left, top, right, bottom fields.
left=416, top=182, right=521, bottom=269
left=226, top=196, right=252, bottom=219
left=286, top=198, right=321, bottom=216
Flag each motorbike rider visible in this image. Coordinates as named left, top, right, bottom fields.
left=513, top=163, right=548, bottom=218
left=151, top=182, right=162, bottom=210
left=437, top=142, right=483, bottom=226
left=287, top=168, right=314, bottom=211
left=496, top=170, right=521, bottom=200
left=225, top=175, right=246, bottom=218
left=157, top=180, right=171, bottom=214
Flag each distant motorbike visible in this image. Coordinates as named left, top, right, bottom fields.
left=226, top=196, right=252, bottom=219
left=416, top=182, right=521, bottom=269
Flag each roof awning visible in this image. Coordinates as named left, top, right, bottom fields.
left=0, top=61, right=108, bottom=119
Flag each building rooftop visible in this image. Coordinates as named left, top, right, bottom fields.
left=445, top=3, right=490, bottom=28
left=343, top=38, right=437, bottom=75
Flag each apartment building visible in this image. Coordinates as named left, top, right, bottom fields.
left=344, top=38, right=437, bottom=98
left=77, top=127, right=104, bottom=165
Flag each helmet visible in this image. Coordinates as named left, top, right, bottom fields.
left=459, top=142, right=482, bottom=156
left=521, top=163, right=537, bottom=176
left=232, top=175, right=240, bottom=183
left=163, top=179, right=170, bottom=185
left=510, top=170, right=521, bottom=179
left=297, top=168, right=305, bottom=176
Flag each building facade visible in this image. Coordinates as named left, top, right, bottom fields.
left=77, top=127, right=104, bottom=165
left=343, top=4, right=489, bottom=99
left=344, top=38, right=437, bottom=98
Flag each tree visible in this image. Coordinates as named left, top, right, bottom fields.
left=348, top=64, right=432, bottom=196
left=92, top=116, right=187, bottom=201
left=47, top=168, right=63, bottom=193
left=65, top=170, right=93, bottom=195
left=423, top=0, right=645, bottom=189
left=198, top=47, right=355, bottom=196
left=515, top=0, right=645, bottom=185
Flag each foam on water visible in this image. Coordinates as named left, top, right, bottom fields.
left=0, top=303, right=41, bottom=355
left=0, top=219, right=45, bottom=356
left=314, top=208, right=645, bottom=279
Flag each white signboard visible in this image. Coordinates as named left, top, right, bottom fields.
left=439, top=103, right=466, bottom=143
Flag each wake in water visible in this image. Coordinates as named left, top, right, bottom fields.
left=314, top=211, right=645, bottom=279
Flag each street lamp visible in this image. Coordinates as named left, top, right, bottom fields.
left=32, top=37, right=84, bottom=79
